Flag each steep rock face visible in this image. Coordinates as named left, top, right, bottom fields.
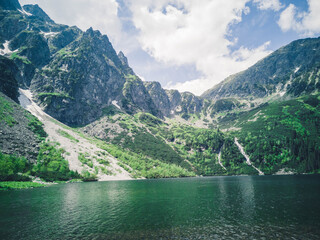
left=122, top=76, right=162, bottom=117
left=0, top=3, right=64, bottom=88
left=166, top=89, right=203, bottom=116
left=144, top=81, right=171, bottom=116
left=30, top=28, right=127, bottom=126
left=0, top=10, right=27, bottom=41
left=48, top=26, right=81, bottom=54
left=180, top=92, right=203, bottom=114
left=0, top=0, right=21, bottom=10
left=143, top=82, right=205, bottom=117
left=202, top=37, right=320, bottom=100
left=29, top=26, right=161, bottom=125
left=0, top=56, right=19, bottom=102
left=118, top=51, right=134, bottom=75
left=10, top=30, right=50, bottom=67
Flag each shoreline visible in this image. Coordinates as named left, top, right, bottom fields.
left=1, top=172, right=318, bottom=190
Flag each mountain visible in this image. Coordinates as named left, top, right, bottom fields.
left=0, top=1, right=163, bottom=126
left=0, top=0, right=319, bottom=181
left=202, top=37, right=320, bottom=101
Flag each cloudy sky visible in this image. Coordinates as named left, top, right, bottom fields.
left=20, top=0, right=320, bottom=95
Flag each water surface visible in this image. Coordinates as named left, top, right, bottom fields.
left=0, top=175, right=319, bottom=239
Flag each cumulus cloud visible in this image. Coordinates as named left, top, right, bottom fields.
left=129, top=0, right=271, bottom=95
left=20, top=0, right=124, bottom=47
left=278, top=0, right=320, bottom=36
left=253, top=0, right=283, bottom=11
left=166, top=41, right=272, bottom=95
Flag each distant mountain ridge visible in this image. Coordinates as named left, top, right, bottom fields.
left=202, top=37, right=320, bottom=100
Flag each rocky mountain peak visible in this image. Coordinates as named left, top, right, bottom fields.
left=118, top=51, right=128, bottom=65
left=118, top=51, right=134, bottom=75
left=84, top=27, right=101, bottom=38
left=23, top=4, right=54, bottom=23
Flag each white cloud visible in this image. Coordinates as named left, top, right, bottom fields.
left=129, top=0, right=271, bottom=95
left=253, top=0, right=283, bottom=11
left=278, top=4, right=296, bottom=32
left=166, top=78, right=211, bottom=96
left=278, top=0, right=320, bottom=36
left=166, top=41, right=272, bottom=96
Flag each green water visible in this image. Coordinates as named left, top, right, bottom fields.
left=0, top=175, right=319, bottom=239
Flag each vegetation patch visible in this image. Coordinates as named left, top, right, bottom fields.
left=0, top=181, right=45, bottom=190
left=10, top=52, right=31, bottom=64
left=26, top=114, right=47, bottom=139
left=32, top=142, right=80, bottom=182
left=37, top=92, right=74, bottom=100
left=78, top=152, right=93, bottom=168
left=0, top=95, right=16, bottom=126
left=57, top=129, right=79, bottom=143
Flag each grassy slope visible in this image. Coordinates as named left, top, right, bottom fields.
left=219, top=94, right=320, bottom=174
left=84, top=111, right=256, bottom=177
left=88, top=93, right=320, bottom=176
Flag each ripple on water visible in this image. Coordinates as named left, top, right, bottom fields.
left=0, top=175, right=320, bottom=239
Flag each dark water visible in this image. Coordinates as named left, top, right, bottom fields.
left=0, top=175, right=320, bottom=240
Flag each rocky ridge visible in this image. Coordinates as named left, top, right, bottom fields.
left=202, top=37, right=320, bottom=101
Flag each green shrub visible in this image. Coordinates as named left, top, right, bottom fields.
left=0, top=153, right=30, bottom=181
left=32, top=142, right=80, bottom=181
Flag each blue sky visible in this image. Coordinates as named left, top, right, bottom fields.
left=20, top=0, right=320, bottom=95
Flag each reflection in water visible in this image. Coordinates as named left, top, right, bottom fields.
left=239, top=176, right=256, bottom=223
left=0, top=176, right=320, bottom=240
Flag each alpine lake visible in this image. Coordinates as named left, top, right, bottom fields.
left=0, top=175, right=319, bottom=239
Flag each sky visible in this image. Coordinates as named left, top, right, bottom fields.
left=20, top=0, right=320, bottom=96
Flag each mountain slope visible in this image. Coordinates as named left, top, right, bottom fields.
left=202, top=37, right=320, bottom=100
left=0, top=2, right=162, bottom=126
left=218, top=94, right=320, bottom=174
left=19, top=89, right=132, bottom=180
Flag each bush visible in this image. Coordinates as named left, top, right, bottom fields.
left=0, top=153, right=30, bottom=181
left=32, top=142, right=80, bottom=181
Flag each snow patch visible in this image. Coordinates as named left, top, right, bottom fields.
left=18, top=9, right=32, bottom=16
left=234, top=138, right=264, bottom=175
left=60, top=64, right=69, bottom=72
left=0, top=40, right=17, bottom=56
left=294, top=66, right=301, bottom=73
left=112, top=100, right=121, bottom=110
left=41, top=31, right=59, bottom=38
left=217, top=148, right=227, bottom=171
